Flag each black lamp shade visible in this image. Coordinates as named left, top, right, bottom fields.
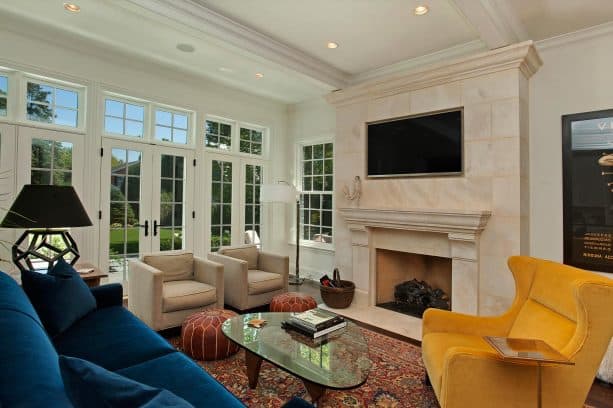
left=0, top=185, right=92, bottom=229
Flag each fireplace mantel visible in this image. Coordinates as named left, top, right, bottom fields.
left=338, top=207, right=492, bottom=235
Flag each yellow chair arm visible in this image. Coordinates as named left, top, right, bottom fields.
left=422, top=308, right=513, bottom=337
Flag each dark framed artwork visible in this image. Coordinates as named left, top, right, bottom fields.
left=563, top=109, right=613, bottom=273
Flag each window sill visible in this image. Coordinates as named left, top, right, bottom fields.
left=288, top=240, right=335, bottom=253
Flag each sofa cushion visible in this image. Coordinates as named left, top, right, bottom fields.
left=219, top=245, right=258, bottom=269
left=0, top=272, right=73, bottom=407
left=117, top=352, right=245, bottom=407
left=54, top=305, right=176, bottom=371
left=60, top=355, right=193, bottom=408
left=421, top=332, right=493, bottom=392
left=248, top=270, right=283, bottom=295
left=21, top=258, right=97, bottom=337
left=163, top=280, right=217, bottom=312
left=143, top=251, right=194, bottom=282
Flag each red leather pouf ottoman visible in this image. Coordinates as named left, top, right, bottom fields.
left=181, top=309, right=239, bottom=361
left=270, top=292, right=318, bottom=313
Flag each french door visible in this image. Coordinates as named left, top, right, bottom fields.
left=204, top=153, right=265, bottom=252
left=99, top=139, right=194, bottom=284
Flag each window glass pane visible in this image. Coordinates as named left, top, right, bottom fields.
left=54, top=108, right=78, bottom=127
left=31, top=139, right=73, bottom=186
left=125, top=104, right=144, bottom=121
left=32, top=139, right=52, bottom=169
left=173, top=129, right=187, bottom=144
left=173, top=113, right=188, bottom=129
left=105, top=117, right=123, bottom=135
left=0, top=76, right=7, bottom=96
left=55, top=88, right=78, bottom=109
left=240, top=128, right=250, bottom=140
left=210, top=160, right=232, bottom=252
left=301, top=143, right=333, bottom=244
left=27, top=83, right=53, bottom=104
left=155, top=110, right=172, bottom=126
left=125, top=120, right=143, bottom=137
left=220, top=123, right=231, bottom=136
left=239, top=140, right=250, bottom=153
left=206, top=120, right=218, bottom=134
left=156, top=125, right=172, bottom=142
left=0, top=98, right=6, bottom=116
left=105, top=99, right=123, bottom=117
left=53, top=142, right=73, bottom=170
left=27, top=103, right=53, bottom=123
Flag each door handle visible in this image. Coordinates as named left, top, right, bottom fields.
left=139, top=220, right=149, bottom=237
left=153, top=220, right=158, bottom=236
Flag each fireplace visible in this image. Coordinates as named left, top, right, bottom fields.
left=375, top=249, right=452, bottom=318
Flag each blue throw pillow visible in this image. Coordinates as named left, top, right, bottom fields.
left=59, top=356, right=194, bottom=408
left=21, top=258, right=97, bottom=337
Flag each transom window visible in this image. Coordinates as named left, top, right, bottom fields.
left=0, top=75, right=7, bottom=116
left=26, top=81, right=79, bottom=128
left=205, top=120, right=232, bottom=150
left=155, top=110, right=188, bottom=144
left=104, top=98, right=145, bottom=138
left=301, top=142, right=333, bottom=244
left=239, top=127, right=263, bottom=155
left=31, top=139, right=73, bottom=186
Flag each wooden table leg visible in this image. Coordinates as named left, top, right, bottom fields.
left=302, top=379, right=326, bottom=405
left=245, top=349, right=263, bottom=389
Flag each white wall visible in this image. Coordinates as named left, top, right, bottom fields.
left=286, top=97, right=336, bottom=280
left=0, top=28, right=289, bottom=275
left=531, top=27, right=613, bottom=276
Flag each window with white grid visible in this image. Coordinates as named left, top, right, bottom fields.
left=300, top=142, right=333, bottom=244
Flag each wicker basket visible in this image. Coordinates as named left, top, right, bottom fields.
left=320, top=268, right=355, bottom=309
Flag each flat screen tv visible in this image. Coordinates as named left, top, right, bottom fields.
left=367, top=109, right=463, bottom=177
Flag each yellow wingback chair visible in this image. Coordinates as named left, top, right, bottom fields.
left=422, top=256, right=613, bottom=408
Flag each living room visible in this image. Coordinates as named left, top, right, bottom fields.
left=0, top=1, right=612, bottom=407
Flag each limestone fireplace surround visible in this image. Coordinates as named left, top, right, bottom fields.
left=339, top=207, right=491, bottom=315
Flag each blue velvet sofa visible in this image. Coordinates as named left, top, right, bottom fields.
left=0, top=270, right=246, bottom=407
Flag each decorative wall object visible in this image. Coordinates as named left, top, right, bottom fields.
left=562, top=109, right=613, bottom=273
left=342, top=176, right=361, bottom=203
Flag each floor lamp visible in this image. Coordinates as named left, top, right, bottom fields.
left=260, top=182, right=304, bottom=285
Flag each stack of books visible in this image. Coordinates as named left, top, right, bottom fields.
left=282, top=308, right=346, bottom=339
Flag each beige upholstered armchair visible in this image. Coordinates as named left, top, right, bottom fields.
left=208, top=244, right=288, bottom=311
left=128, top=251, right=224, bottom=331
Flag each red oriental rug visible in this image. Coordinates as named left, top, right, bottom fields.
left=168, top=328, right=439, bottom=407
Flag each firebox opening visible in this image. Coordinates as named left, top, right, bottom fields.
left=375, top=249, right=451, bottom=318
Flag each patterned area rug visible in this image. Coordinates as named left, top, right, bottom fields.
left=168, top=328, right=439, bottom=407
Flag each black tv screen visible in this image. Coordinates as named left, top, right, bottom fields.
left=367, top=109, right=463, bottom=177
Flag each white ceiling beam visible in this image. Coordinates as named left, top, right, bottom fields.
left=451, top=0, right=529, bottom=49
left=124, top=0, right=349, bottom=89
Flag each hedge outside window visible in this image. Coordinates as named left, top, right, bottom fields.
left=0, top=76, right=7, bottom=116
left=31, top=139, right=73, bottom=186
left=239, top=127, right=263, bottom=155
left=301, top=142, right=333, bottom=244
left=155, top=110, right=188, bottom=144
left=205, top=120, right=232, bottom=150
left=104, top=98, right=145, bottom=138
left=26, top=81, right=79, bottom=128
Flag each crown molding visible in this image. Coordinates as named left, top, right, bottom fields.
left=125, top=0, right=349, bottom=89
left=326, top=41, right=542, bottom=107
left=535, top=20, right=613, bottom=51
left=349, top=40, right=487, bottom=84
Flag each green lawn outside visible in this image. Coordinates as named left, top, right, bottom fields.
left=109, top=227, right=179, bottom=254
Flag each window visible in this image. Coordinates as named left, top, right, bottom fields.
left=301, top=142, right=333, bottom=244
left=244, top=164, right=262, bottom=242
left=104, top=98, right=144, bottom=137
left=210, top=160, right=232, bottom=252
left=239, top=127, right=263, bottom=155
left=155, top=109, right=188, bottom=144
left=159, top=154, right=185, bottom=250
left=0, top=75, right=7, bottom=116
left=205, top=120, right=232, bottom=150
left=26, top=81, right=79, bottom=127
left=31, top=139, right=73, bottom=186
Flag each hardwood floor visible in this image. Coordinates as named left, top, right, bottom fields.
left=294, top=279, right=613, bottom=408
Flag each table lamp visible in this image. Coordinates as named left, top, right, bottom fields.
left=260, top=182, right=304, bottom=285
left=0, top=185, right=92, bottom=273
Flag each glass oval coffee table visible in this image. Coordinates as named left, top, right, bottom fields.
left=221, top=312, right=371, bottom=404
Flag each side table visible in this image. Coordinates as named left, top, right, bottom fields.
left=74, top=262, right=108, bottom=287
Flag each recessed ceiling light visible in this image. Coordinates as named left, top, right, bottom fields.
left=327, top=42, right=339, bottom=49
left=414, top=5, right=429, bottom=15
left=63, top=3, right=80, bottom=13
left=176, top=43, right=195, bottom=53
left=219, top=67, right=234, bottom=73
left=255, top=73, right=264, bottom=79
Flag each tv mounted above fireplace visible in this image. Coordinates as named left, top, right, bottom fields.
left=366, top=108, right=463, bottom=178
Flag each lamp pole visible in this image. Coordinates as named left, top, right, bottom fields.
left=290, top=197, right=304, bottom=285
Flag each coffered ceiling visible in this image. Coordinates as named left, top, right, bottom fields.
left=0, top=0, right=612, bottom=103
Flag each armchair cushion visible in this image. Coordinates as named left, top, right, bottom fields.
left=219, top=245, right=258, bottom=269
left=248, top=270, right=283, bottom=295
left=143, top=251, right=193, bottom=282
left=163, top=281, right=216, bottom=313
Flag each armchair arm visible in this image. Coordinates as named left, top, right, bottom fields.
left=208, top=253, right=249, bottom=309
left=422, top=308, right=513, bottom=337
left=258, top=251, right=289, bottom=290
left=90, top=283, right=123, bottom=309
left=127, top=259, right=164, bottom=329
left=194, top=256, right=224, bottom=308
